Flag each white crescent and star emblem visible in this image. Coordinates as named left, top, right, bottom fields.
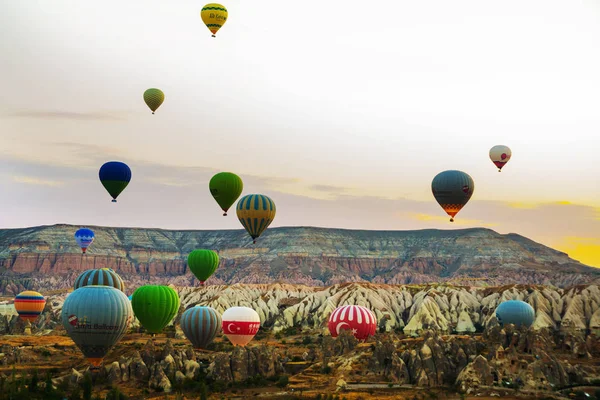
left=335, top=322, right=350, bottom=335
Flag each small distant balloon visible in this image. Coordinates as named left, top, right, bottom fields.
left=209, top=172, right=243, bottom=216
left=99, top=161, right=131, bottom=203
left=489, top=145, right=512, bottom=172
left=236, top=194, right=276, bottom=244
left=187, top=249, right=220, bottom=285
left=143, top=88, right=165, bottom=114
left=431, top=170, right=475, bottom=222
left=74, top=228, right=95, bottom=254
left=201, top=3, right=228, bottom=37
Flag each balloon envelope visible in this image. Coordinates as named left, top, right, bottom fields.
left=187, top=250, right=219, bottom=284
left=431, top=170, right=474, bottom=222
left=74, top=268, right=125, bottom=292
left=181, top=306, right=222, bottom=349
left=236, top=194, right=276, bottom=244
left=143, top=88, right=165, bottom=114
left=14, top=291, right=46, bottom=322
left=74, top=228, right=95, bottom=254
left=61, top=286, right=132, bottom=367
left=495, top=300, right=535, bottom=328
left=209, top=172, right=243, bottom=216
left=99, top=161, right=131, bottom=202
left=131, top=285, right=180, bottom=334
left=221, top=306, right=260, bottom=347
left=201, top=3, right=228, bottom=37
left=489, top=145, right=512, bottom=172
left=328, top=305, right=377, bottom=341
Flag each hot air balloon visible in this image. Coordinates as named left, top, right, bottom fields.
left=209, top=172, right=243, bottom=216
left=201, top=3, right=228, bottom=37
left=187, top=249, right=219, bottom=285
left=62, top=286, right=132, bottom=367
left=328, top=305, right=377, bottom=341
left=131, top=285, right=180, bottom=334
left=74, top=228, right=95, bottom=254
left=431, top=170, right=475, bottom=222
left=14, top=291, right=46, bottom=323
left=128, top=295, right=133, bottom=301
left=236, top=194, right=276, bottom=244
left=99, top=161, right=131, bottom=203
left=181, top=306, right=221, bottom=349
left=489, top=145, right=512, bottom=172
left=74, top=268, right=125, bottom=292
left=221, top=306, right=260, bottom=347
left=143, top=88, right=165, bottom=114
left=495, top=300, right=535, bottom=328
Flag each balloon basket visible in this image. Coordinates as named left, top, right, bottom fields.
left=111, top=199, right=117, bottom=203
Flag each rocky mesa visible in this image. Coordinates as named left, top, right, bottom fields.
left=0, top=224, right=598, bottom=295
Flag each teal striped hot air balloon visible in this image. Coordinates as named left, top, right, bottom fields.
left=74, top=268, right=125, bottom=292
left=495, top=300, right=535, bottom=328
left=236, top=194, right=276, bottom=244
left=180, top=306, right=222, bottom=349
left=61, top=286, right=133, bottom=368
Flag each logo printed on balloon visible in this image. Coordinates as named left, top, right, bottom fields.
left=222, top=321, right=260, bottom=335
left=68, top=315, right=78, bottom=326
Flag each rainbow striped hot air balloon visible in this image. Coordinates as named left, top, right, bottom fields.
left=236, top=194, right=276, bottom=244
left=14, top=291, right=46, bottom=322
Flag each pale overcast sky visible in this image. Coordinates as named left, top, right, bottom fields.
left=1, top=0, right=599, bottom=266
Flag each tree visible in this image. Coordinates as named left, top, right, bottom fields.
left=29, top=370, right=39, bottom=393
left=82, top=373, right=93, bottom=400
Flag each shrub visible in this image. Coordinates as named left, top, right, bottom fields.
left=276, top=376, right=289, bottom=388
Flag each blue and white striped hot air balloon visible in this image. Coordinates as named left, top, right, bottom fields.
left=74, top=228, right=95, bottom=254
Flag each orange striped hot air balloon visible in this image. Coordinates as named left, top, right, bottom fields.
left=14, top=291, right=46, bottom=322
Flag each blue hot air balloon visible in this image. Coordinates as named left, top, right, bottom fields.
left=74, top=268, right=125, bottom=292
left=61, top=286, right=133, bottom=368
left=180, top=306, right=222, bottom=349
left=128, top=295, right=133, bottom=301
left=74, top=228, right=95, bottom=254
left=495, top=300, right=535, bottom=328
left=99, top=161, right=132, bottom=203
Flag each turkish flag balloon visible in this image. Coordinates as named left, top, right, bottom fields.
left=328, top=305, right=377, bottom=341
left=222, top=306, right=261, bottom=347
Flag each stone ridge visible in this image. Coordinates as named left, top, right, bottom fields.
left=0, top=224, right=598, bottom=294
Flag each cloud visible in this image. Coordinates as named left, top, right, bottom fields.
left=5, top=110, right=128, bottom=121
left=310, top=184, right=350, bottom=194
left=12, top=176, right=64, bottom=187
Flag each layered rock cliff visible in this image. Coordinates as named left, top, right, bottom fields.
left=0, top=224, right=598, bottom=294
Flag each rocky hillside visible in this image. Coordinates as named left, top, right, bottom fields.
left=1, top=283, right=599, bottom=398
left=5, top=283, right=599, bottom=338
left=0, top=224, right=598, bottom=294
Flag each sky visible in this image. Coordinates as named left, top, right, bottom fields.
left=0, top=0, right=599, bottom=267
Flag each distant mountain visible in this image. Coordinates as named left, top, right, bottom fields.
left=0, top=224, right=598, bottom=294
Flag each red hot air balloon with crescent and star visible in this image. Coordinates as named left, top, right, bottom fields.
left=221, top=306, right=261, bottom=347
left=328, top=305, right=377, bottom=341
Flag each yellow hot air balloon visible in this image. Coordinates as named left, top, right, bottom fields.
left=236, top=194, right=276, bottom=244
left=201, top=3, right=228, bottom=38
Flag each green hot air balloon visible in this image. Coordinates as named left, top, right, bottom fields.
left=209, top=172, right=244, bottom=216
left=61, top=286, right=133, bottom=368
left=431, top=170, right=475, bottom=222
left=131, top=285, right=180, bottom=334
left=187, top=249, right=219, bottom=285
left=143, top=88, right=165, bottom=114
